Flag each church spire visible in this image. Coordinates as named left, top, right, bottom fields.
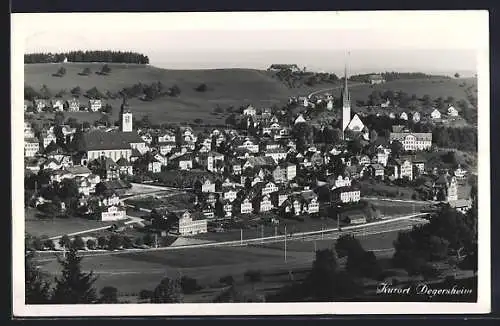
left=342, top=51, right=351, bottom=106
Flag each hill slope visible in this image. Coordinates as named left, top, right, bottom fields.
left=24, top=63, right=301, bottom=124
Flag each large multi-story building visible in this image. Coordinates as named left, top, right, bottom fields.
left=389, top=131, right=432, bottom=151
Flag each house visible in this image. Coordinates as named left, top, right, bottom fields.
left=153, top=153, right=168, bottom=166
left=253, top=194, right=274, bottom=213
left=331, top=186, right=361, bottom=204
left=49, top=169, right=73, bottom=183
left=229, top=159, right=242, bottom=175
left=412, top=112, right=421, bottom=123
left=272, top=162, right=296, bottom=183
left=271, top=190, right=289, bottom=208
left=433, top=172, right=458, bottom=202
left=400, top=112, right=408, bottom=121
left=301, top=191, right=319, bottom=214
left=368, top=74, right=385, bottom=84
left=157, top=131, right=176, bottom=143
left=74, top=177, right=92, bottom=196
left=326, top=100, right=334, bottom=110
left=101, top=205, right=127, bottom=222
left=264, top=147, right=288, bottom=164
left=242, top=156, right=276, bottom=170
left=89, top=99, right=102, bottom=112
left=389, top=131, right=432, bottom=151
left=358, top=155, right=371, bottom=166
left=376, top=148, right=390, bottom=167
left=381, top=99, right=391, bottom=108
left=141, top=132, right=153, bottom=145
left=294, top=114, right=306, bottom=124
left=447, top=106, right=459, bottom=117
left=116, top=157, right=133, bottom=176
left=43, top=158, right=63, bottom=171
left=366, top=163, right=385, bottom=180
left=33, top=99, right=48, bottom=112
left=175, top=210, right=208, bottom=236
left=389, top=158, right=413, bottom=181
left=222, top=186, right=238, bottom=202
left=261, top=181, right=279, bottom=196
left=24, top=138, right=40, bottom=157
left=236, top=137, right=259, bottom=153
left=454, top=164, right=467, bottom=180
left=201, top=203, right=215, bottom=219
left=158, top=141, right=177, bottom=155
left=430, top=109, right=442, bottom=120
left=90, top=157, right=120, bottom=181
left=198, top=151, right=225, bottom=173
left=237, top=197, right=253, bottom=214
left=24, top=125, right=36, bottom=139
left=339, top=210, right=367, bottom=225
left=243, top=105, right=257, bottom=116
left=448, top=199, right=472, bottom=214
left=389, top=112, right=396, bottom=119
left=40, top=131, right=57, bottom=149
left=65, top=165, right=92, bottom=178
left=148, top=160, right=162, bottom=173
left=200, top=178, right=216, bottom=193
left=303, top=97, right=309, bottom=107
left=66, top=98, right=80, bottom=112
left=170, top=153, right=193, bottom=170
left=51, top=99, right=64, bottom=112
left=330, top=175, right=352, bottom=190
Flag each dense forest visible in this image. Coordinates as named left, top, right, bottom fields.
left=24, top=51, right=150, bottom=64
left=348, top=72, right=451, bottom=83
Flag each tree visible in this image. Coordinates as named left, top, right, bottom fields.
left=219, top=275, right=235, bottom=286
left=71, top=86, right=82, bottom=97
left=225, top=113, right=237, bottom=126
left=369, top=129, right=378, bottom=143
left=347, top=137, right=363, bottom=155
left=86, top=239, right=97, bottom=250
left=454, top=73, right=460, bottom=78
left=55, top=66, right=66, bottom=77
left=168, top=85, right=181, bottom=97
left=39, top=84, right=52, bottom=99
left=97, top=236, right=108, bottom=249
left=59, top=234, right=71, bottom=250
left=100, top=64, right=111, bottom=75
left=44, top=239, right=56, bottom=250
left=151, top=277, right=183, bottom=303
left=215, top=200, right=225, bottom=219
left=81, top=67, right=91, bottom=76
left=33, top=237, right=44, bottom=251
left=390, top=140, right=403, bottom=158
left=99, top=286, right=119, bottom=303
left=25, top=251, right=52, bottom=304
left=108, top=234, right=123, bottom=250
left=72, top=235, right=86, bottom=250
left=122, top=236, right=134, bottom=249
left=307, top=249, right=339, bottom=301
left=195, top=83, right=208, bottom=92
left=51, top=247, right=98, bottom=304
left=335, top=234, right=364, bottom=259
left=180, top=276, right=201, bottom=294
left=143, top=233, right=155, bottom=247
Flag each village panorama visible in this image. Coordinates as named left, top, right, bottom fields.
left=23, top=51, right=479, bottom=304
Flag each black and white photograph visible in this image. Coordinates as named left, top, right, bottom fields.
left=12, top=11, right=490, bottom=316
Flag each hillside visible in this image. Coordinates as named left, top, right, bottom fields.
left=24, top=63, right=477, bottom=126
left=24, top=63, right=307, bottom=124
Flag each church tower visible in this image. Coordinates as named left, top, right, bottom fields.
left=341, top=55, right=351, bottom=139
left=120, top=97, right=133, bottom=132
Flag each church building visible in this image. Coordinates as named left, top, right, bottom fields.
left=77, top=98, right=147, bottom=165
left=340, top=58, right=369, bottom=141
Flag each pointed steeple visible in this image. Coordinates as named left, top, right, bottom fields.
left=342, top=51, right=351, bottom=107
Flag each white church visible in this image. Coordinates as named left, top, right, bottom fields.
left=340, top=62, right=369, bottom=141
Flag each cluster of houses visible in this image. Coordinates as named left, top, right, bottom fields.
left=24, top=77, right=473, bottom=235
left=25, top=98, right=103, bottom=113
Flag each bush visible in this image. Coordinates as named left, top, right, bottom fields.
left=122, top=236, right=134, bottom=249
left=139, top=289, right=153, bottom=301
left=71, top=235, right=86, bottom=250
left=195, top=83, right=208, bottom=92
left=244, top=270, right=262, bottom=283
left=180, top=276, right=201, bottom=294
left=97, top=236, right=108, bottom=248
left=108, top=234, right=123, bottom=250
left=86, top=239, right=97, bottom=250
left=43, top=239, right=55, bottom=250
left=219, top=275, right=234, bottom=286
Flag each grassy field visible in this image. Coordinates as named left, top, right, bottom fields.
left=24, top=63, right=306, bottom=124
left=25, top=207, right=116, bottom=238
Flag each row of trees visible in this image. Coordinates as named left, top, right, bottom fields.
left=348, top=72, right=450, bottom=83
left=432, top=126, right=477, bottom=152
left=25, top=51, right=149, bottom=64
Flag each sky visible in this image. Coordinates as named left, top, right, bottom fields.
left=14, top=11, right=488, bottom=76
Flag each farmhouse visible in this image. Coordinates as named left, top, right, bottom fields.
left=66, top=98, right=80, bottom=112
left=368, top=74, right=385, bottom=84
left=431, top=108, right=442, bottom=120
left=447, top=106, right=459, bottom=117
left=89, top=99, right=103, bottom=112
left=388, top=158, right=413, bottom=181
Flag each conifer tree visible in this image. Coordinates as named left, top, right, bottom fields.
left=51, top=247, right=98, bottom=304
left=25, top=251, right=52, bottom=304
